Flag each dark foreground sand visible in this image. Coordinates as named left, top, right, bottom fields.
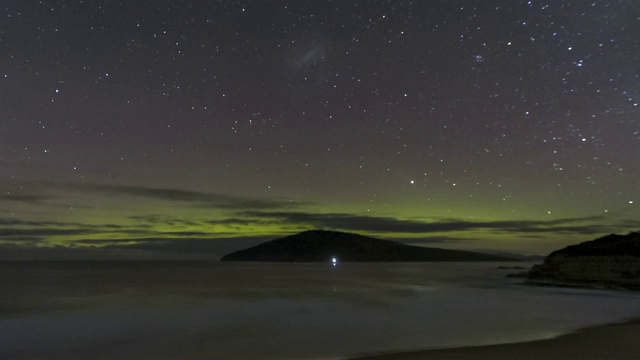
left=351, top=319, right=640, bottom=360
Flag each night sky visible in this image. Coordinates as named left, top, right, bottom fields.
left=1, top=0, right=638, bottom=260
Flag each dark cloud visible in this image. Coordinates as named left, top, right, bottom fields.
left=128, top=215, right=201, bottom=227
left=161, top=231, right=214, bottom=237
left=494, top=225, right=613, bottom=235
left=4, top=181, right=308, bottom=211
left=127, top=215, right=275, bottom=229
left=239, top=211, right=445, bottom=233
left=0, top=193, right=51, bottom=204
left=0, top=218, right=125, bottom=228
left=0, top=236, right=45, bottom=243
left=0, top=236, right=277, bottom=261
left=0, top=218, right=200, bottom=240
left=397, top=236, right=478, bottom=244
left=59, top=183, right=306, bottom=210
left=237, top=211, right=623, bottom=235
left=0, top=219, right=216, bottom=244
left=205, top=218, right=262, bottom=226
left=0, top=218, right=58, bottom=226
left=86, top=236, right=273, bottom=256
left=0, top=228, right=95, bottom=237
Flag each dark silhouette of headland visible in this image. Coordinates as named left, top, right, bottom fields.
left=527, top=231, right=640, bottom=290
left=220, top=230, right=517, bottom=262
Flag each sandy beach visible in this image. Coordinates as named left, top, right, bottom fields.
left=351, top=319, right=640, bottom=360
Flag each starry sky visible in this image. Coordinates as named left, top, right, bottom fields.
left=1, top=0, right=638, bottom=260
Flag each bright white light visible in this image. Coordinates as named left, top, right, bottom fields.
left=332, top=257, right=337, bottom=265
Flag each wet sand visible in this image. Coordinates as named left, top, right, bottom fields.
left=351, top=318, right=640, bottom=360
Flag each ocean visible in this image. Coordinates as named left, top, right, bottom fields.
left=1, top=261, right=639, bottom=359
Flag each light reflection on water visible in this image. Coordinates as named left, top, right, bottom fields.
left=1, top=261, right=639, bottom=359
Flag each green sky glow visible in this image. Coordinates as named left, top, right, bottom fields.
left=1, top=181, right=636, bottom=260
left=1, top=1, right=638, bottom=260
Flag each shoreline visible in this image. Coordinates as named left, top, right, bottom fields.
left=349, top=318, right=640, bottom=360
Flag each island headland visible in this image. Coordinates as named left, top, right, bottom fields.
left=527, top=231, right=640, bottom=290
left=220, top=230, right=517, bottom=262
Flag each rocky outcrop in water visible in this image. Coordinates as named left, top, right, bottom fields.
left=527, top=232, right=640, bottom=290
left=220, top=230, right=517, bottom=262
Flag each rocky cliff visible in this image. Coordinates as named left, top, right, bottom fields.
left=527, top=232, right=640, bottom=290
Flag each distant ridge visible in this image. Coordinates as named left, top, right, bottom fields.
left=220, top=230, right=517, bottom=262
left=527, top=231, right=640, bottom=290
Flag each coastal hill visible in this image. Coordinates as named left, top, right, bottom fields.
left=220, top=230, right=517, bottom=262
left=527, top=231, right=640, bottom=290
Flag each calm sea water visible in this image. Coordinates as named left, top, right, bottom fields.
left=1, top=261, right=639, bottom=359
